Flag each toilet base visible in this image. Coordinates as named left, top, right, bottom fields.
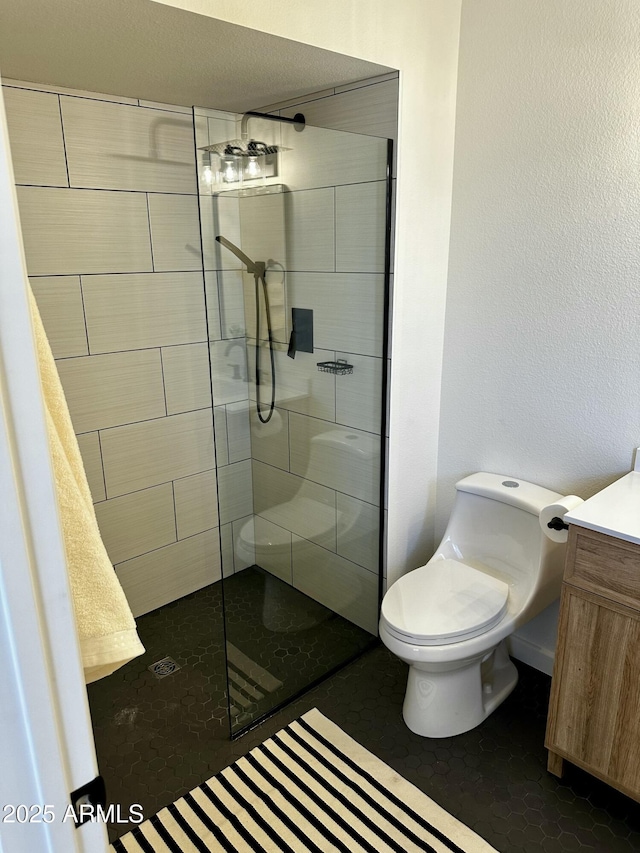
left=402, top=640, right=518, bottom=738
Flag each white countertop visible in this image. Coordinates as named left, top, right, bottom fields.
left=565, top=471, right=640, bottom=546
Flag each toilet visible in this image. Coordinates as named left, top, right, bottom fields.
left=380, top=472, right=579, bottom=738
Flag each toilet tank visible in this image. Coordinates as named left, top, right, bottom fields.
left=437, top=473, right=566, bottom=619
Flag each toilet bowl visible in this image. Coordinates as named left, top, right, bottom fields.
left=380, top=472, right=580, bottom=738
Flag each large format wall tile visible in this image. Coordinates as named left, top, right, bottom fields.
left=209, top=270, right=244, bottom=338
left=147, top=193, right=202, bottom=271
left=282, top=78, right=398, bottom=141
left=336, top=493, right=380, bottom=573
left=239, top=192, right=287, bottom=269
left=101, top=409, right=214, bottom=498
left=253, top=516, right=292, bottom=583
left=280, top=122, right=387, bottom=191
left=30, top=276, right=88, bottom=358
left=94, top=483, right=176, bottom=565
left=263, top=348, right=336, bottom=422
left=61, top=97, right=196, bottom=193
left=287, top=272, right=384, bottom=358
left=4, top=79, right=138, bottom=105
left=205, top=194, right=242, bottom=271
left=115, top=529, right=220, bottom=617
left=250, top=406, right=289, bottom=470
left=336, top=181, right=387, bottom=273
left=335, top=352, right=383, bottom=434
left=204, top=272, right=223, bottom=340
left=231, top=516, right=254, bottom=573
left=252, top=460, right=336, bottom=551
left=217, top=460, right=253, bottom=524
left=139, top=101, right=192, bottom=115
left=214, top=406, right=229, bottom=467
left=161, top=343, right=212, bottom=415
left=335, top=72, right=399, bottom=91
left=285, top=188, right=334, bottom=272
left=226, top=401, right=251, bottom=463
left=197, top=193, right=217, bottom=273
left=221, top=521, right=236, bottom=577
left=289, top=412, right=380, bottom=505
left=209, top=339, right=249, bottom=405
left=292, top=535, right=378, bottom=634
left=258, top=87, right=336, bottom=114
left=174, top=469, right=219, bottom=539
left=17, top=187, right=153, bottom=276
left=82, top=271, right=206, bottom=353
left=3, top=87, right=68, bottom=186
left=57, top=349, right=166, bottom=433
left=12, top=77, right=392, bottom=618
left=76, top=431, right=106, bottom=502
left=205, top=111, right=239, bottom=144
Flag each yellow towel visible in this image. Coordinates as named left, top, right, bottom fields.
left=29, top=287, right=144, bottom=683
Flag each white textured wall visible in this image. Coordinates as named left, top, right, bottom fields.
left=438, top=0, right=640, bottom=664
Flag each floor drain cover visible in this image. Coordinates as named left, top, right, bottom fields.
left=148, top=657, right=181, bottom=679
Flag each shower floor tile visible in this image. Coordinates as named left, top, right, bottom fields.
left=87, top=566, right=374, bottom=841
left=89, top=575, right=640, bottom=851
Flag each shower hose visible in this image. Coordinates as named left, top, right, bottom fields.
left=254, top=269, right=276, bottom=424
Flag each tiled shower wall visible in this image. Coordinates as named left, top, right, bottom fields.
left=223, top=75, right=398, bottom=634
left=3, top=81, right=236, bottom=617
left=3, top=72, right=397, bottom=623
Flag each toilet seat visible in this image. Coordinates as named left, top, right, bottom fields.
left=381, top=560, right=509, bottom=646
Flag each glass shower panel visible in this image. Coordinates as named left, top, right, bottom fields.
left=194, top=107, right=390, bottom=736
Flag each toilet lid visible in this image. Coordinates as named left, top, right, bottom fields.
left=381, top=560, right=509, bottom=645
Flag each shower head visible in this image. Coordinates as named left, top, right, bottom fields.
left=198, top=139, right=284, bottom=157
left=216, top=235, right=262, bottom=275
left=198, top=111, right=303, bottom=157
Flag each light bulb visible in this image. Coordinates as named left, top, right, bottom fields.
left=246, top=156, right=262, bottom=179
left=223, top=157, right=238, bottom=183
left=202, top=163, right=213, bottom=185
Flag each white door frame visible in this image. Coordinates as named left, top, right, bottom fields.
left=0, top=81, right=108, bottom=853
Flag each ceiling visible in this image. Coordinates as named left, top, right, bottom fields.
left=0, top=0, right=392, bottom=111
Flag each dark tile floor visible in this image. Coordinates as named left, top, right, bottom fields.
left=89, top=575, right=640, bottom=851
left=88, top=568, right=374, bottom=841
left=222, top=566, right=375, bottom=732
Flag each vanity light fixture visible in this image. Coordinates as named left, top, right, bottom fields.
left=199, top=110, right=305, bottom=188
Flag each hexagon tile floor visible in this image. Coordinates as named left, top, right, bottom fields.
left=88, top=566, right=375, bottom=842
left=89, top=573, right=640, bottom=851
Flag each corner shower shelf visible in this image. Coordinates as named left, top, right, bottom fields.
left=317, top=359, right=353, bottom=375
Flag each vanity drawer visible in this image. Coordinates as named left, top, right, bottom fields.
left=565, top=525, right=640, bottom=610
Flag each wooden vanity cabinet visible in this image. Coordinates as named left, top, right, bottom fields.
left=545, top=524, right=640, bottom=803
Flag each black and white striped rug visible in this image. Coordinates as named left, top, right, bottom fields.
left=111, top=709, right=497, bottom=852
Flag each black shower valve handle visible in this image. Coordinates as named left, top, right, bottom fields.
left=287, top=329, right=297, bottom=359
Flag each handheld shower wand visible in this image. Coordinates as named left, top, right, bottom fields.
left=215, top=235, right=275, bottom=424
left=215, top=235, right=264, bottom=277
